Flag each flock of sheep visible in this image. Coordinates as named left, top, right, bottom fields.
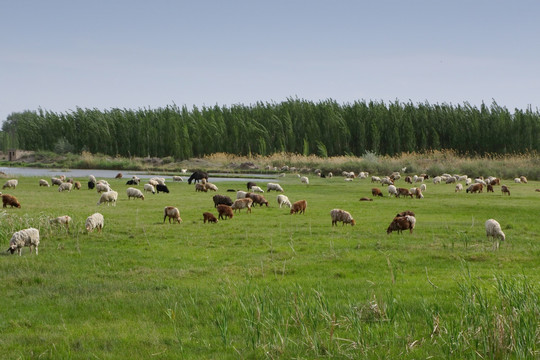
left=3, top=166, right=530, bottom=255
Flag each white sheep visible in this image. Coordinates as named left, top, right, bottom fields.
left=330, top=209, right=356, bottom=226
left=388, top=185, right=397, bottom=197
left=2, top=179, right=18, bottom=189
left=520, top=176, right=528, bottom=183
left=514, top=178, right=521, bottom=183
left=126, top=187, right=145, bottom=200
left=371, top=176, right=381, bottom=183
left=143, top=183, right=156, bottom=194
left=205, top=182, right=218, bottom=191
left=381, top=177, right=394, bottom=186
left=151, top=177, right=166, bottom=186
left=51, top=177, right=63, bottom=186
left=420, top=183, right=427, bottom=192
left=58, top=182, right=73, bottom=192
left=457, top=175, right=468, bottom=182
left=39, top=179, right=50, bottom=187
left=49, top=215, right=72, bottom=231
left=172, top=176, right=184, bottom=182
left=277, top=194, right=292, bottom=208
left=251, top=186, right=264, bottom=193
left=88, top=175, right=97, bottom=183
left=85, top=213, right=104, bottom=232
left=148, top=179, right=159, bottom=186
left=267, top=183, right=284, bottom=192
left=455, top=184, right=463, bottom=192
left=236, top=191, right=248, bottom=199
left=7, top=228, right=40, bottom=255
left=432, top=176, right=442, bottom=184
left=359, top=172, right=368, bottom=179
left=300, top=176, right=309, bottom=184
left=485, top=219, right=505, bottom=249
left=96, top=183, right=111, bottom=193
left=466, top=178, right=472, bottom=185
left=327, top=172, right=333, bottom=178
left=97, top=180, right=109, bottom=186
left=475, top=178, right=487, bottom=186
left=97, top=191, right=118, bottom=206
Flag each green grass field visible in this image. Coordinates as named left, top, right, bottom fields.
left=1, top=175, right=539, bottom=359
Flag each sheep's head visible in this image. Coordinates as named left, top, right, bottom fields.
left=351, top=219, right=356, bottom=226
left=7, top=245, right=16, bottom=254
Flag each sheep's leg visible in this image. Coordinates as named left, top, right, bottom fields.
left=35, top=246, right=38, bottom=255
left=163, top=215, right=167, bottom=223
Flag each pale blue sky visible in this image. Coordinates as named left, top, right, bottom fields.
left=2, top=1, right=539, bottom=123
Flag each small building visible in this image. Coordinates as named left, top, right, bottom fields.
left=8, top=149, right=18, bottom=161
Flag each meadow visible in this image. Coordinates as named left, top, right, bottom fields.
left=0, top=174, right=539, bottom=359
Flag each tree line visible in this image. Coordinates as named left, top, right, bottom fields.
left=2, top=99, right=539, bottom=159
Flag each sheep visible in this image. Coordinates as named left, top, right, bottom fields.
left=88, top=181, right=95, bottom=190
left=458, top=175, right=468, bottom=182
left=501, top=185, right=510, bottom=196
left=432, top=176, right=441, bottom=184
left=387, top=215, right=416, bottom=234
left=414, top=176, right=425, bottom=183
left=372, top=188, right=383, bottom=197
left=485, top=219, right=505, bottom=249
left=466, top=183, right=483, bottom=193
left=96, top=183, right=111, bottom=193
left=2, top=194, right=21, bottom=208
left=205, top=182, right=218, bottom=192
left=475, top=178, right=487, bottom=186
left=195, top=183, right=207, bottom=192
left=267, top=183, right=284, bottom=192
left=151, top=177, right=166, bottom=186
left=49, top=215, right=72, bottom=231
left=396, top=188, right=413, bottom=198
left=115, top=173, right=123, bottom=179
left=445, top=176, right=456, bottom=184
left=251, top=186, right=264, bottom=193
left=51, top=177, right=63, bottom=186
left=143, top=183, right=156, bottom=194
left=97, top=180, right=110, bottom=186
left=156, top=184, right=170, bottom=193
left=203, top=212, right=218, bottom=223
left=162, top=206, right=182, bottom=223
left=7, top=228, right=40, bottom=255
left=420, top=183, right=427, bottom=192
left=172, top=176, right=184, bottom=182
left=85, top=213, right=104, bottom=232
left=466, top=178, right=472, bottom=186
left=514, top=178, right=521, bottom=183
left=397, top=210, right=415, bottom=217
left=147, top=179, right=158, bottom=187
left=410, top=187, right=424, bottom=199
left=520, top=176, right=528, bottom=184
left=412, top=175, right=419, bottom=183
left=181, top=169, right=188, bottom=174
left=217, top=204, right=234, bottom=220
left=330, top=209, right=356, bottom=226
left=246, top=193, right=268, bottom=207
left=236, top=190, right=248, bottom=199
left=2, top=179, right=18, bottom=189
left=277, top=194, right=292, bottom=208
left=404, top=176, right=413, bottom=184
left=380, top=177, right=394, bottom=186
left=387, top=185, right=398, bottom=197
left=231, top=198, right=253, bottom=213
left=97, top=191, right=118, bottom=206
left=58, top=182, right=73, bottom=192
left=359, top=172, right=368, bottom=179
left=290, top=200, right=307, bottom=214
left=300, top=176, right=309, bottom=185
left=359, top=197, right=373, bottom=201
left=88, top=175, right=97, bottom=184
left=247, top=181, right=257, bottom=190
left=455, top=184, right=463, bottom=192
left=73, top=181, right=81, bottom=190
left=39, top=179, right=50, bottom=187
left=126, top=187, right=145, bottom=200
left=126, top=179, right=140, bottom=185
left=327, top=172, right=333, bottom=178
left=490, top=178, right=500, bottom=185
left=213, top=194, right=234, bottom=207
left=487, top=184, right=494, bottom=193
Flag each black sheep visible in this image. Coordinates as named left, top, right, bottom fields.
left=156, top=184, right=169, bottom=193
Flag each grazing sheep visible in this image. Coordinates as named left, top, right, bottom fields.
left=251, top=186, right=264, bottom=193
left=151, top=177, right=166, bottom=186
left=50, top=215, right=72, bottom=231
left=115, top=173, right=123, bottom=179
left=172, top=176, right=184, bottom=182
left=163, top=206, right=182, bottom=223
left=381, top=177, right=394, bottom=186
left=487, top=184, right=494, bottom=193
left=396, top=188, right=413, bottom=198
left=2, top=179, right=18, bottom=189
left=247, top=181, right=256, bottom=190
left=466, top=178, right=472, bottom=185
left=88, top=175, right=97, bottom=184
left=371, top=176, right=381, bottom=183
left=88, top=181, right=95, bottom=190
left=420, top=184, right=427, bottom=192
left=39, top=179, right=50, bottom=187
left=203, top=212, right=218, bottom=223
left=404, top=176, right=412, bottom=184
left=85, top=213, right=104, bottom=233
left=147, top=179, right=158, bottom=187
left=485, top=219, right=506, bottom=249
left=232, top=198, right=253, bottom=213
left=432, top=176, right=442, bottom=184
left=410, top=187, right=424, bottom=199
left=490, top=178, right=500, bottom=185
left=125, top=179, right=140, bottom=185
left=7, top=228, right=40, bottom=255
left=520, top=176, right=528, bottom=184
left=195, top=183, right=207, bottom=192
left=246, top=193, right=268, bottom=207
left=51, top=178, right=63, bottom=186
left=143, top=183, right=156, bottom=194
left=475, top=178, right=487, bottom=186
left=445, top=177, right=456, bottom=184
left=2, top=194, right=21, bottom=208
left=330, top=209, right=356, bottom=226
left=217, top=204, right=234, bottom=220
left=97, top=191, right=118, bottom=206
left=73, top=181, right=81, bottom=190
left=387, top=185, right=398, bottom=197
left=156, top=184, right=170, bottom=193
left=300, top=176, right=309, bottom=185
left=277, top=194, right=292, bottom=208
left=397, top=210, right=415, bottom=217
left=290, top=200, right=307, bottom=215
left=327, top=172, right=333, bottom=178
left=372, top=188, right=383, bottom=197
left=359, top=197, right=373, bottom=201
left=455, top=184, right=463, bottom=192
left=236, top=190, right=248, bottom=199
left=188, top=170, right=209, bottom=184
left=466, top=183, right=483, bottom=193
left=97, top=180, right=110, bottom=186
left=501, top=185, right=510, bottom=196
left=58, top=182, right=73, bottom=192
left=535, top=189, right=540, bottom=192
left=205, top=182, right=218, bottom=192
left=213, top=194, right=234, bottom=207
left=126, top=187, right=145, bottom=200
left=267, top=183, right=284, bottom=192
left=96, top=183, right=111, bottom=193
left=514, top=178, right=521, bottom=183
left=387, top=215, right=416, bottom=234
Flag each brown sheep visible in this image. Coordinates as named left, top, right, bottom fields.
left=203, top=212, right=218, bottom=223
left=535, top=189, right=540, bottom=192
left=501, top=185, right=510, bottom=196
left=487, top=184, right=494, bottom=193
left=195, top=183, right=207, bottom=192
left=466, top=183, right=483, bottom=193
left=396, top=210, right=415, bottom=217
left=404, top=176, right=413, bottom=184
left=396, top=188, right=413, bottom=198
left=371, top=188, right=383, bottom=197
left=246, top=193, right=268, bottom=207
left=74, top=181, right=81, bottom=190
left=115, top=173, right=123, bottom=179
left=163, top=206, right=182, bottom=224
left=217, top=204, right=234, bottom=220
left=290, top=200, right=307, bottom=214
left=490, top=178, right=500, bottom=185
left=520, top=176, right=528, bottom=184
left=231, top=198, right=253, bottom=213
left=2, top=194, right=21, bottom=208
left=359, top=197, right=373, bottom=201
left=386, top=215, right=416, bottom=234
